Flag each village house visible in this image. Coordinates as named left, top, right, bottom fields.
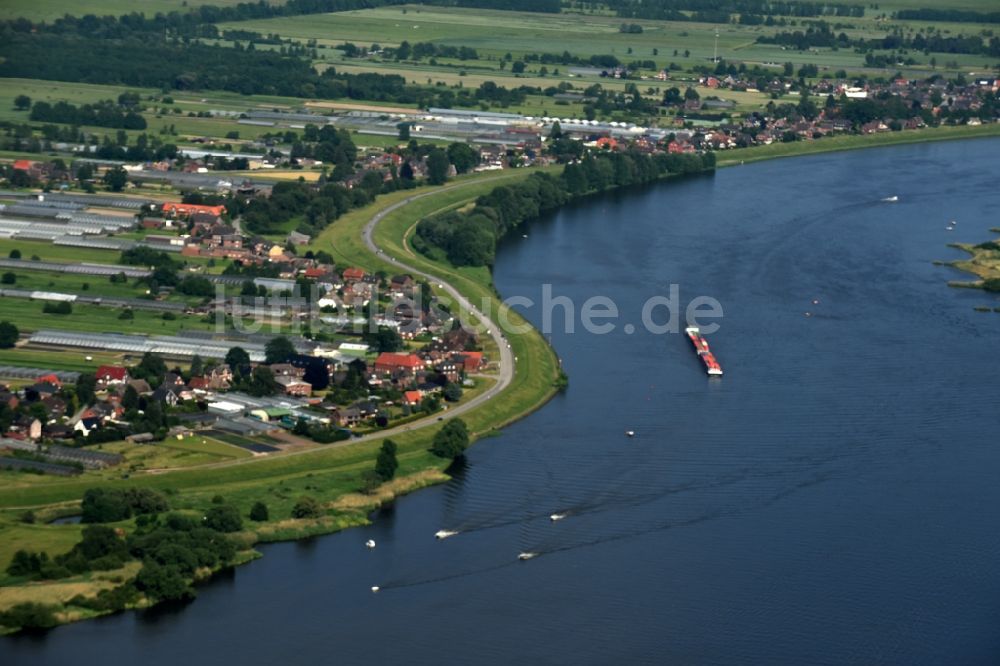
left=161, top=202, right=226, bottom=219
left=276, top=376, right=312, bottom=397
left=268, top=363, right=305, bottom=379
left=96, top=365, right=130, bottom=387
left=454, top=351, right=485, bottom=373
left=11, top=416, right=42, bottom=440
left=342, top=267, right=366, bottom=283
left=373, top=352, right=424, bottom=377
left=434, top=360, right=461, bottom=384
left=151, top=386, right=181, bottom=407
left=74, top=417, right=102, bottom=438
left=127, top=378, right=152, bottom=395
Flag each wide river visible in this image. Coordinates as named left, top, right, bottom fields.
left=4, top=139, right=1000, bottom=664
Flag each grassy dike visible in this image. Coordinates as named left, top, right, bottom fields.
left=715, top=123, right=1000, bottom=166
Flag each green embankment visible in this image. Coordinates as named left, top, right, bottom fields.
left=716, top=124, right=1000, bottom=166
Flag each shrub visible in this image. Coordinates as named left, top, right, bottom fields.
left=249, top=501, right=269, bottom=522
left=374, top=439, right=398, bottom=482
left=291, top=496, right=322, bottom=519
left=42, top=301, right=72, bottom=315
left=81, top=487, right=168, bottom=523
left=135, top=562, right=193, bottom=602
left=0, top=321, right=20, bottom=348
left=431, top=418, right=469, bottom=458
left=0, top=602, right=58, bottom=630
left=203, top=505, right=243, bottom=533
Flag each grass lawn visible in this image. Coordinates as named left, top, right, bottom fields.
left=102, top=436, right=255, bottom=473
left=5, top=271, right=153, bottom=300
left=0, top=299, right=215, bottom=336
left=0, top=238, right=130, bottom=265
left=0, top=520, right=85, bottom=586
left=0, top=347, right=125, bottom=373
left=0, top=562, right=142, bottom=614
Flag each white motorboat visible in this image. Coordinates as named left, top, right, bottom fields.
left=365, top=539, right=376, bottom=549
left=518, top=552, right=538, bottom=561
left=435, top=530, right=459, bottom=540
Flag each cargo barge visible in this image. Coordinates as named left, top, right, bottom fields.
left=685, top=326, right=723, bottom=376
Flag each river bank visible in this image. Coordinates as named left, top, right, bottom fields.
left=3, top=130, right=997, bottom=634
left=716, top=123, right=1000, bottom=166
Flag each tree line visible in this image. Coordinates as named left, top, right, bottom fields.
left=758, top=22, right=1000, bottom=58
left=29, top=100, right=147, bottom=130
left=894, top=8, right=1000, bottom=24
left=414, top=151, right=715, bottom=267
left=0, top=31, right=540, bottom=110
left=602, top=0, right=863, bottom=23
left=228, top=140, right=475, bottom=237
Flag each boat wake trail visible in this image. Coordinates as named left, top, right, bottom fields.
left=373, top=559, right=521, bottom=592
left=522, top=468, right=840, bottom=561
left=435, top=448, right=850, bottom=539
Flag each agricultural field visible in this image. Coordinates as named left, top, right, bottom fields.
left=0, top=347, right=127, bottom=373
left=0, top=0, right=276, bottom=22
left=222, top=4, right=1000, bottom=76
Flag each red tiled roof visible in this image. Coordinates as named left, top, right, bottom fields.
left=162, top=203, right=225, bottom=217
left=342, top=267, right=366, bottom=281
left=404, top=390, right=422, bottom=404
left=37, top=373, right=61, bottom=387
left=375, top=353, right=423, bottom=369
left=12, top=160, right=32, bottom=171
left=95, top=365, right=128, bottom=381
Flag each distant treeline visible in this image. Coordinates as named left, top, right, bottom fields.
left=0, top=0, right=558, bottom=37
left=1, top=34, right=319, bottom=96
left=338, top=41, right=481, bottom=61
left=601, top=0, right=863, bottom=23
left=524, top=51, right=624, bottom=68
left=29, top=100, right=147, bottom=130
left=422, top=0, right=559, bottom=11
left=0, top=33, right=536, bottom=109
left=414, top=151, right=716, bottom=267
left=0, top=122, right=181, bottom=163
left=894, top=9, right=1000, bottom=25
left=758, top=22, right=1000, bottom=57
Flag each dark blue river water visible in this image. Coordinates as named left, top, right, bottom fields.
left=4, top=139, right=1000, bottom=664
